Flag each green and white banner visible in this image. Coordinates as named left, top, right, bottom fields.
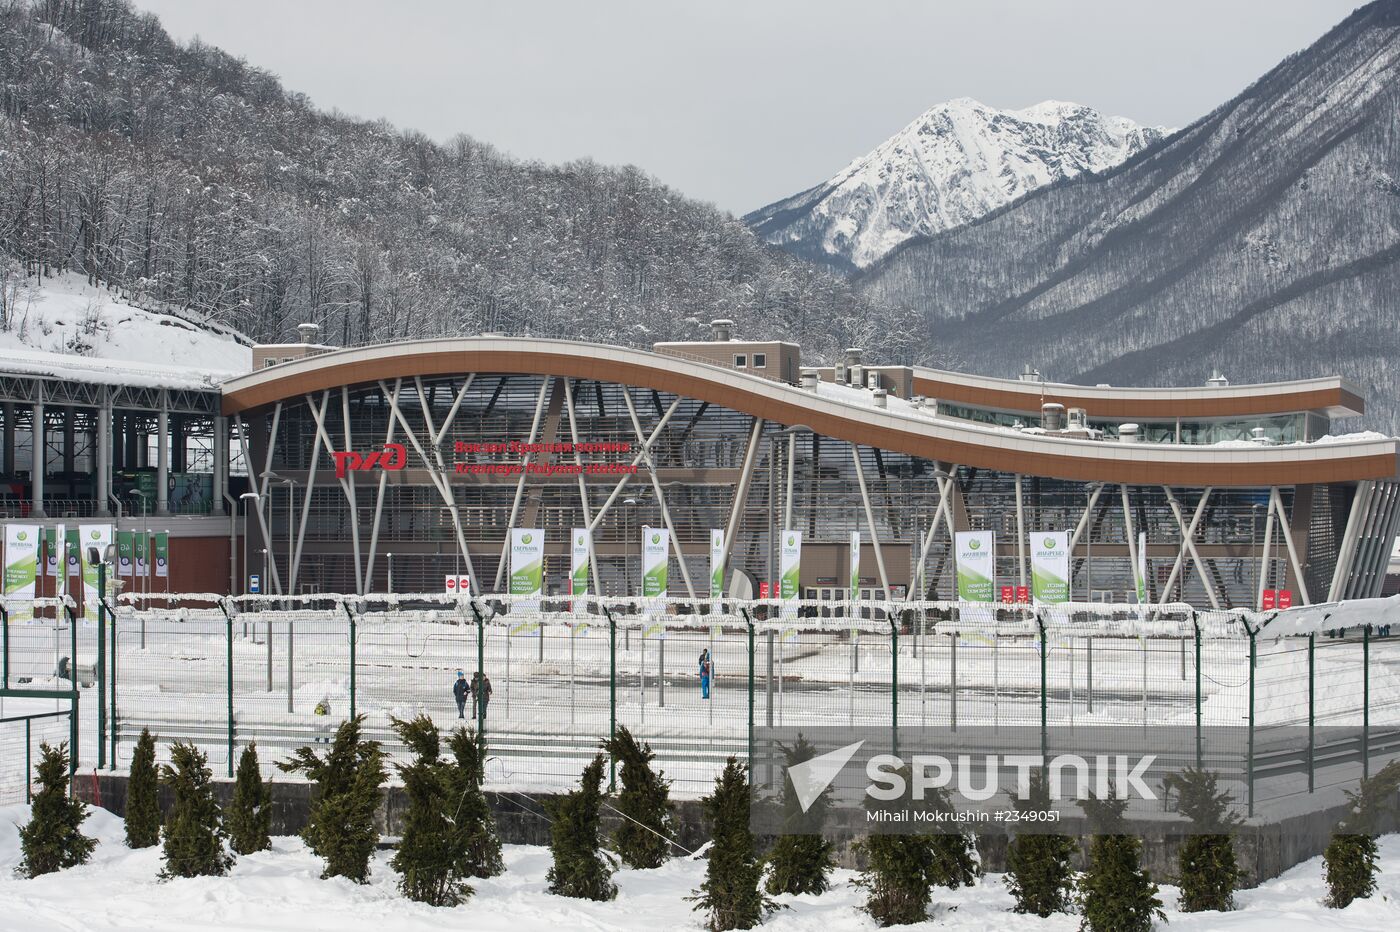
left=42, top=526, right=59, bottom=577
left=642, top=526, right=670, bottom=599
left=849, top=530, right=861, bottom=600
left=134, top=530, right=148, bottom=578
left=709, top=528, right=724, bottom=599
left=1029, top=530, right=1071, bottom=604
left=116, top=529, right=134, bottom=577
left=780, top=529, right=801, bottom=601
left=4, top=524, right=39, bottom=622
left=80, top=524, right=113, bottom=615
left=154, top=531, right=169, bottom=579
left=52, top=524, right=65, bottom=597
left=954, top=530, right=996, bottom=602
left=64, top=527, right=80, bottom=607
left=1135, top=530, right=1148, bottom=604
left=569, top=528, right=591, bottom=597
left=509, top=528, right=545, bottom=601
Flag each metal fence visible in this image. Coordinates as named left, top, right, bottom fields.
left=2, top=593, right=1397, bottom=805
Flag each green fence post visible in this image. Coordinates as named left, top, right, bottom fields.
left=24, top=717, right=31, bottom=803
left=1307, top=631, right=1315, bottom=793
left=1247, top=625, right=1256, bottom=818
left=108, top=597, right=118, bottom=769
left=342, top=601, right=357, bottom=720
left=1363, top=624, right=1371, bottom=781
left=218, top=599, right=234, bottom=778
left=66, top=605, right=79, bottom=773
left=1193, top=611, right=1202, bottom=770
left=604, top=605, right=618, bottom=791
left=469, top=600, right=486, bottom=741
left=2, top=604, right=9, bottom=688
left=890, top=615, right=899, bottom=759
left=97, top=563, right=106, bottom=771
left=69, top=692, right=79, bottom=780
left=1037, top=610, right=1048, bottom=766
left=745, top=610, right=756, bottom=774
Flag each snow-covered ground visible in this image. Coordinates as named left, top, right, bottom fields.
left=0, top=273, right=250, bottom=386
left=1, top=802, right=1398, bottom=931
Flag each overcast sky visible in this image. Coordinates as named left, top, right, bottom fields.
left=133, top=0, right=1359, bottom=215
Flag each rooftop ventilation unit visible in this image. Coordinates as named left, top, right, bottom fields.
left=1119, top=423, right=1141, bottom=443
left=1251, top=426, right=1272, bottom=445
left=844, top=347, right=864, bottom=369
left=799, top=371, right=820, bottom=392
left=711, top=319, right=734, bottom=341
left=297, top=322, right=320, bottom=344
left=872, top=389, right=888, bottom=409
left=1207, top=371, right=1229, bottom=387
left=1019, top=364, right=1043, bottom=383
left=1067, top=407, right=1089, bottom=431
left=1041, top=403, right=1065, bottom=431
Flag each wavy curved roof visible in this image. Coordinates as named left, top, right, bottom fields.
left=220, top=338, right=1398, bottom=487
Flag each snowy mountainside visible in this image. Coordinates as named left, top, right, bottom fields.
left=0, top=273, right=251, bottom=387
left=746, top=97, right=1169, bottom=270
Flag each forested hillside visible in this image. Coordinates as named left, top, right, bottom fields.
left=0, top=0, right=917, bottom=361
left=859, top=0, right=1400, bottom=431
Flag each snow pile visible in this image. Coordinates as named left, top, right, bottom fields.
left=0, top=273, right=251, bottom=389
left=3, top=803, right=1400, bottom=930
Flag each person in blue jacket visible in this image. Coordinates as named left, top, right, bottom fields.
left=452, top=670, right=470, bottom=719
left=698, top=649, right=712, bottom=700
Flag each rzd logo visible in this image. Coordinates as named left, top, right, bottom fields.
left=333, top=443, right=407, bottom=479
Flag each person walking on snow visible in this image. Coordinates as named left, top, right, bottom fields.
left=473, top=670, right=493, bottom=721
left=698, top=648, right=712, bottom=700
left=452, top=670, right=471, bottom=719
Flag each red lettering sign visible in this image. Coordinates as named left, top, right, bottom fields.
left=1000, top=585, right=1014, bottom=604
left=1016, top=586, right=1030, bottom=604
left=333, top=443, right=407, bottom=479
left=1277, top=589, right=1292, bottom=609
left=1261, top=589, right=1276, bottom=611
left=759, top=581, right=770, bottom=599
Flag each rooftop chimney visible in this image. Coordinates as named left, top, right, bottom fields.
left=844, top=348, right=864, bottom=368
left=1206, top=371, right=1229, bottom=387
left=297, top=322, right=321, bottom=344
left=711, top=319, right=734, bottom=342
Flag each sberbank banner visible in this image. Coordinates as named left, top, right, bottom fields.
left=509, top=528, right=545, bottom=598
left=709, top=528, right=724, bottom=599
left=4, top=523, right=39, bottom=621
left=570, top=528, right=591, bottom=597
left=1030, top=530, right=1071, bottom=604
left=642, top=526, right=669, bottom=598
left=953, top=530, right=995, bottom=602
left=849, top=530, right=861, bottom=599
left=64, top=527, right=80, bottom=607
left=80, top=524, right=113, bottom=615
left=780, top=529, right=801, bottom=600
left=154, top=531, right=169, bottom=579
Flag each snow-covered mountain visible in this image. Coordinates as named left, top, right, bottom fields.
left=746, top=98, right=1169, bottom=271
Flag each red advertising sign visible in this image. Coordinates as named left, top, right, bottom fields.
left=444, top=575, right=470, bottom=595
left=1277, top=589, right=1293, bottom=609
left=1000, top=585, right=1015, bottom=604
left=1016, top=586, right=1030, bottom=604
left=445, top=575, right=459, bottom=594
left=1261, top=589, right=1276, bottom=611
left=759, top=581, right=770, bottom=599
left=333, top=443, right=407, bottom=479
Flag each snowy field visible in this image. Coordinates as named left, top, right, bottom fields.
left=3, top=609, right=1398, bottom=802
left=2, top=803, right=1399, bottom=931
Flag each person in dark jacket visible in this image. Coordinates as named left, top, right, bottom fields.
left=473, top=671, right=493, bottom=721
left=452, top=670, right=470, bottom=719
left=698, top=649, right=712, bottom=700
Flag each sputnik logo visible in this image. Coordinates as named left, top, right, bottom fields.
left=788, top=740, right=865, bottom=812
left=332, top=443, right=407, bottom=479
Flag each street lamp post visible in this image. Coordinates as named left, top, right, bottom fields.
left=387, top=552, right=394, bottom=594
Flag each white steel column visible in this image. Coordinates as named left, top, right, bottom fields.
left=1156, top=487, right=1213, bottom=611
left=563, top=378, right=602, bottom=594
left=1162, top=486, right=1220, bottom=610
left=96, top=398, right=112, bottom=516
left=1015, top=474, right=1027, bottom=589
left=340, top=387, right=364, bottom=594
left=717, top=417, right=765, bottom=584
left=233, top=405, right=284, bottom=595
left=585, top=397, right=685, bottom=535
left=1269, top=487, right=1311, bottom=605
left=493, top=380, right=551, bottom=591
left=622, top=390, right=697, bottom=599
left=1256, top=495, right=1276, bottom=612
left=30, top=399, right=44, bottom=519
left=851, top=444, right=890, bottom=599
left=362, top=379, right=402, bottom=593
left=291, top=393, right=329, bottom=594
left=1069, top=482, right=1107, bottom=551
left=1328, top=481, right=1372, bottom=602
left=1120, top=485, right=1140, bottom=602
left=155, top=396, right=170, bottom=515
left=783, top=434, right=796, bottom=530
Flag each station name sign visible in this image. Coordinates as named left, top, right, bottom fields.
left=452, top=440, right=638, bottom=476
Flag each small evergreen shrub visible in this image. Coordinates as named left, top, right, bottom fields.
left=602, top=725, right=675, bottom=869
left=389, top=715, right=471, bottom=906
left=17, top=742, right=95, bottom=877
left=1004, top=770, right=1076, bottom=916
left=279, top=714, right=386, bottom=883
left=160, top=741, right=233, bottom=878
left=764, top=735, right=835, bottom=896
left=1078, top=791, right=1164, bottom=932
left=1323, top=760, right=1400, bottom=909
left=691, top=757, right=777, bottom=931
left=445, top=726, right=503, bottom=878
left=546, top=753, right=617, bottom=901
left=923, top=785, right=979, bottom=891
left=1164, top=766, right=1243, bottom=912
left=226, top=743, right=272, bottom=855
left=124, top=728, right=161, bottom=849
